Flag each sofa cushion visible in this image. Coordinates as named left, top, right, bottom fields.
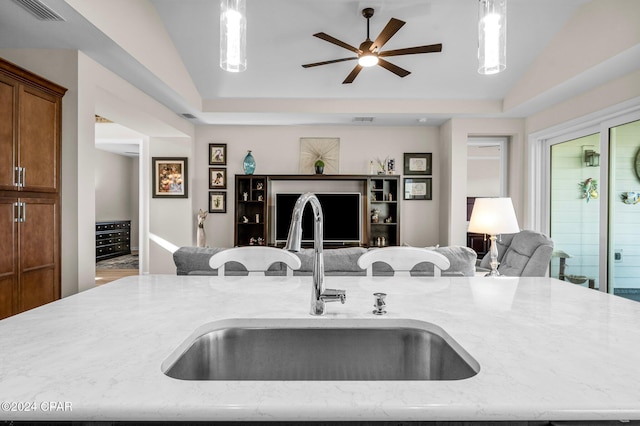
left=173, top=246, right=286, bottom=276
left=293, top=247, right=368, bottom=276
left=373, top=246, right=476, bottom=277
left=173, top=245, right=478, bottom=277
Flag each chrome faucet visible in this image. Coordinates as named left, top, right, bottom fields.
left=284, top=192, right=346, bottom=315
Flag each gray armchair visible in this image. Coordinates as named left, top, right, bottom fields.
left=478, top=230, right=554, bottom=277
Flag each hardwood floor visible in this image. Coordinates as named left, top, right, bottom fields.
left=95, top=269, right=139, bottom=285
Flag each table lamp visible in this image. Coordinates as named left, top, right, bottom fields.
left=468, top=197, right=519, bottom=276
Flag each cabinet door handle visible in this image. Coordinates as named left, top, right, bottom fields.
left=14, top=202, right=25, bottom=223
left=20, top=168, right=25, bottom=187
left=13, top=202, right=20, bottom=223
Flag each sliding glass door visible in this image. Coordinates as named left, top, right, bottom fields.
left=547, top=115, right=640, bottom=300
left=549, top=133, right=601, bottom=289
left=608, top=119, right=640, bottom=301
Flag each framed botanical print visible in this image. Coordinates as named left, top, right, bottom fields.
left=152, top=157, right=188, bottom=198
left=403, top=152, right=432, bottom=175
left=404, top=177, right=432, bottom=200
left=209, top=191, right=227, bottom=213
left=209, top=143, right=227, bottom=165
left=209, top=168, right=226, bottom=189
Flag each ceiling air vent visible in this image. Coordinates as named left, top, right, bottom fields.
left=181, top=113, right=197, bottom=119
left=353, top=117, right=374, bottom=122
left=12, top=0, right=65, bottom=21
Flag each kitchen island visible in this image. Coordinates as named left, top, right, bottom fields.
left=1, top=274, right=640, bottom=423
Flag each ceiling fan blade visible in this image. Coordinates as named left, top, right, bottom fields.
left=302, top=57, right=357, bottom=68
left=379, top=43, right=442, bottom=57
left=342, top=64, right=363, bottom=84
left=372, top=18, right=405, bottom=51
left=377, top=58, right=411, bottom=78
left=313, top=32, right=361, bottom=54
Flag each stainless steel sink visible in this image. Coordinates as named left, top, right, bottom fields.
left=162, top=319, right=479, bottom=381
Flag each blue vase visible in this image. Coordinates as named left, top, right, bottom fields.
left=243, top=150, right=255, bottom=175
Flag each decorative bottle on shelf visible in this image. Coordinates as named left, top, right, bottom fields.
left=243, top=150, right=256, bottom=175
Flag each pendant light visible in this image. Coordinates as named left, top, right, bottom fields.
left=220, top=0, right=246, bottom=72
left=477, top=0, right=506, bottom=75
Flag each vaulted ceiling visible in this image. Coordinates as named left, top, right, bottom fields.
left=0, top=0, right=638, bottom=126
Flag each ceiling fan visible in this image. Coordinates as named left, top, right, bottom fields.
left=302, top=7, right=443, bottom=84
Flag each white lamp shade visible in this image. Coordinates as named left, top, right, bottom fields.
left=468, top=197, right=519, bottom=235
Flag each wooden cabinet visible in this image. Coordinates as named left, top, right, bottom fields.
left=0, top=57, right=66, bottom=319
left=368, top=176, right=400, bottom=247
left=96, top=221, right=132, bottom=261
left=235, top=175, right=267, bottom=246
left=0, top=59, right=63, bottom=193
left=0, top=197, right=59, bottom=319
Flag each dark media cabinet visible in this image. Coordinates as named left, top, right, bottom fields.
left=234, top=174, right=400, bottom=247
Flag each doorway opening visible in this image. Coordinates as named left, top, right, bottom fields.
left=94, top=116, right=143, bottom=285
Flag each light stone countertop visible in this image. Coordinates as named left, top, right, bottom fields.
left=1, top=274, right=640, bottom=422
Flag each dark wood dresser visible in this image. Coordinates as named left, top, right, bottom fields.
left=96, top=220, right=131, bottom=261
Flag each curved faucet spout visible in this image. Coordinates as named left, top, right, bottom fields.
left=284, top=193, right=346, bottom=315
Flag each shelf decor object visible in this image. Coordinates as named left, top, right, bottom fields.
left=468, top=197, right=519, bottom=277
left=299, top=138, right=340, bottom=174
left=403, top=177, right=432, bottom=200
left=403, top=153, right=432, bottom=175
left=152, top=157, right=188, bottom=198
left=209, top=143, right=227, bottom=165
left=243, top=150, right=256, bottom=175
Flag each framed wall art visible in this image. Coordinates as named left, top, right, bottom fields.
left=209, top=168, right=227, bottom=189
left=403, top=152, right=432, bottom=175
left=152, top=157, right=188, bottom=198
left=209, top=191, right=227, bottom=213
left=299, top=137, right=340, bottom=174
left=404, top=177, right=432, bottom=200
left=209, top=143, right=227, bottom=165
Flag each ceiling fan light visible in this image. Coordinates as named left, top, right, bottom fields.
left=358, top=53, right=379, bottom=67
left=220, top=0, right=246, bottom=73
left=478, top=0, right=506, bottom=75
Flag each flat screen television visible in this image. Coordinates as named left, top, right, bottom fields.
left=275, top=193, right=362, bottom=244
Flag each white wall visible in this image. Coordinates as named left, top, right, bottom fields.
left=148, top=137, right=193, bottom=273
left=0, top=49, right=195, bottom=294
left=440, top=118, right=526, bottom=246
left=194, top=125, right=441, bottom=248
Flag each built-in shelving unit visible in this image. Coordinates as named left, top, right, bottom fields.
left=235, top=175, right=267, bottom=246
left=233, top=174, right=401, bottom=247
left=368, top=176, right=400, bottom=247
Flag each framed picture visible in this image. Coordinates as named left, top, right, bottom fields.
left=152, top=157, right=188, bottom=198
left=209, top=191, right=227, bottom=213
left=209, top=143, right=227, bottom=165
left=404, top=177, right=432, bottom=200
left=209, top=168, right=227, bottom=189
left=403, top=152, right=432, bottom=175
